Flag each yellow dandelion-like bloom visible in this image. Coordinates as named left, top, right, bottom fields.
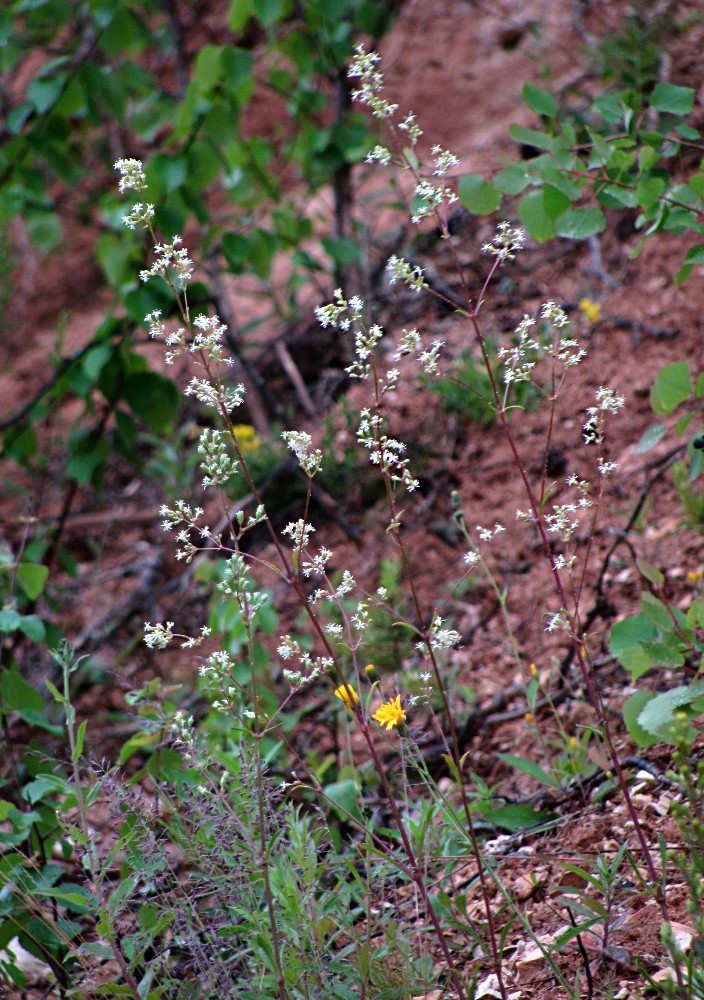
left=525, top=712, right=534, bottom=723
left=364, top=663, right=378, bottom=682
left=687, top=570, right=703, bottom=583
left=578, top=298, right=601, bottom=325
left=334, top=684, right=360, bottom=710
left=570, top=736, right=578, bottom=748
left=372, top=695, right=406, bottom=731
left=529, top=663, right=537, bottom=678
left=232, top=424, right=262, bottom=454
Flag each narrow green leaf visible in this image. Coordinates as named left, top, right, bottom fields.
left=497, top=753, right=560, bottom=789
left=508, top=123, right=555, bottom=151
left=73, top=720, right=87, bottom=762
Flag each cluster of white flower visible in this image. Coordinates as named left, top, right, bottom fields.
left=386, top=255, right=428, bottom=293
left=144, top=620, right=174, bottom=649
left=115, top=159, right=155, bottom=228
left=398, top=112, right=422, bottom=146
left=140, top=236, right=193, bottom=289
left=301, top=546, right=333, bottom=578
left=357, top=408, right=419, bottom=492
left=191, top=314, right=232, bottom=366
left=184, top=376, right=245, bottom=413
left=412, top=178, right=458, bottom=224
left=393, top=328, right=444, bottom=376
left=282, top=519, right=315, bottom=550
left=583, top=385, right=625, bottom=446
left=498, top=315, right=539, bottom=386
left=482, top=221, right=526, bottom=262
left=348, top=44, right=398, bottom=119
left=315, top=287, right=364, bottom=331
left=277, top=634, right=331, bottom=687
left=476, top=522, right=505, bottom=543
left=366, top=144, right=392, bottom=166
left=544, top=609, right=571, bottom=634
left=282, top=430, right=323, bottom=477
left=420, top=615, right=461, bottom=653
left=144, top=621, right=211, bottom=649
left=431, top=145, right=459, bottom=177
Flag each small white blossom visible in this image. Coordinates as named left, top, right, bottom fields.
left=482, top=222, right=526, bottom=262
left=282, top=430, right=323, bottom=476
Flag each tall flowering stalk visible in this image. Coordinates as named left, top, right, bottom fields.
left=115, top=156, right=473, bottom=995
left=347, top=44, right=678, bottom=989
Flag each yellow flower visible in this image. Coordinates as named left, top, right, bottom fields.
left=570, top=736, right=578, bottom=748
left=364, top=663, right=378, bottom=683
left=373, top=695, right=406, bottom=731
left=687, top=570, right=703, bottom=583
left=525, top=712, right=534, bottom=723
left=334, top=684, right=360, bottom=710
left=232, top=424, right=262, bottom=454
left=579, top=298, right=601, bottom=325
left=529, top=663, right=537, bottom=678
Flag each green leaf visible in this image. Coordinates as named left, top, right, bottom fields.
left=23, top=773, right=72, bottom=804
left=73, top=720, right=87, bottom=762
left=1, top=670, right=43, bottom=712
left=555, top=207, right=606, bottom=239
left=542, top=184, right=570, bottom=220
left=640, top=636, right=685, bottom=670
left=518, top=189, right=556, bottom=242
left=0, top=610, right=22, bottom=634
left=685, top=600, right=704, bottom=629
left=633, top=423, right=668, bottom=454
left=481, top=803, right=554, bottom=832
left=149, top=154, right=187, bottom=193
left=683, top=245, right=704, bottom=266
left=508, top=123, right=556, bottom=152
left=123, top=372, right=179, bottom=432
left=457, top=173, right=502, bottom=215
left=638, top=680, right=704, bottom=737
left=324, top=779, right=362, bottom=823
left=320, top=236, right=361, bottom=266
left=689, top=174, right=704, bottom=200
left=523, top=83, right=557, bottom=118
left=26, top=213, right=62, bottom=253
left=623, top=691, right=658, bottom=748
left=650, top=360, right=692, bottom=416
left=636, top=176, right=666, bottom=208
left=650, top=83, right=695, bottom=116
left=229, top=0, right=254, bottom=31
left=494, top=162, right=531, bottom=195
left=609, top=613, right=657, bottom=659
left=15, top=563, right=48, bottom=600
left=637, top=561, right=665, bottom=588
left=496, top=753, right=560, bottom=789
left=27, top=73, right=66, bottom=113
left=639, top=590, right=671, bottom=626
